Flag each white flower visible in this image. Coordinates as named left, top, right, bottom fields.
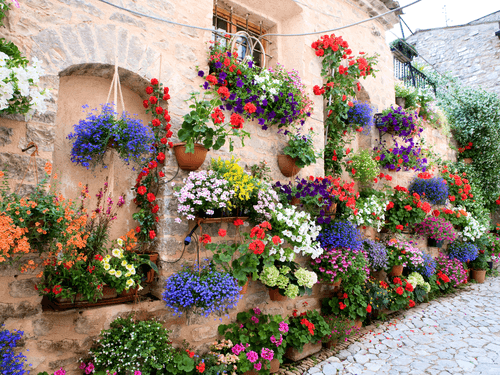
left=115, top=270, right=122, bottom=278
left=112, top=248, right=123, bottom=258
left=116, top=238, right=124, bottom=246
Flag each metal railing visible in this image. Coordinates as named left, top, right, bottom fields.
left=393, top=57, right=436, bottom=94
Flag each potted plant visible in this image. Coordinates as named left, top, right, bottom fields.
left=468, top=250, right=491, bottom=284
left=414, top=217, right=457, bottom=248
left=384, top=185, right=430, bottom=233
left=87, top=315, right=201, bottom=375
left=409, top=175, right=449, bottom=205
left=173, top=169, right=236, bottom=222
left=406, top=272, right=431, bottom=303
left=373, top=138, right=427, bottom=172
left=346, top=101, right=375, bottom=133
left=279, top=129, right=321, bottom=177
left=175, top=92, right=251, bottom=170
left=390, top=38, right=418, bottom=61
left=292, top=176, right=339, bottom=223
left=206, top=221, right=292, bottom=292
left=386, top=276, right=417, bottom=311
left=285, top=308, right=330, bottom=361
left=447, top=241, right=479, bottom=263
left=218, top=307, right=289, bottom=373
left=346, top=190, right=389, bottom=232
left=435, top=252, right=468, bottom=287
left=317, top=221, right=364, bottom=252
left=67, top=104, right=154, bottom=170
left=410, top=252, right=437, bottom=279
left=345, top=149, right=379, bottom=188
left=394, top=82, right=419, bottom=110
left=202, top=41, right=313, bottom=130
left=258, top=262, right=317, bottom=301
left=375, top=105, right=422, bottom=138
left=162, top=262, right=241, bottom=318
left=310, top=247, right=351, bottom=286
left=385, top=238, right=414, bottom=276
left=363, top=239, right=388, bottom=279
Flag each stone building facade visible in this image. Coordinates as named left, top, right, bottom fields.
left=407, top=10, right=500, bottom=95
left=0, top=0, right=456, bottom=373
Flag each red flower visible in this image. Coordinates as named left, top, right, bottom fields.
left=168, top=141, right=173, bottom=148
left=272, top=236, right=281, bottom=245
left=157, top=152, right=165, bottom=163
left=449, top=195, right=456, bottom=202
left=53, top=285, right=62, bottom=295
left=342, top=94, right=347, bottom=101
left=155, top=107, right=163, bottom=115
left=149, top=230, right=156, bottom=240
left=152, top=205, right=159, bottom=214
left=405, top=283, right=414, bottom=292
left=149, top=160, right=158, bottom=169
left=149, top=96, right=158, bottom=104
left=396, top=224, right=404, bottom=231
left=211, top=108, right=225, bottom=124
left=186, top=349, right=195, bottom=358
left=218, top=228, right=227, bottom=237
left=146, top=86, right=154, bottom=94
left=206, top=75, right=217, bottom=85
left=196, top=362, right=205, bottom=373
left=233, top=219, right=244, bottom=226
left=315, top=49, right=324, bottom=56
left=404, top=205, right=412, bottom=211
left=366, top=305, right=372, bottom=313
left=395, top=287, right=404, bottom=295
left=343, top=293, right=348, bottom=299
left=244, top=102, right=257, bottom=113
left=164, top=87, right=169, bottom=94
left=313, top=85, right=325, bottom=95
left=249, top=240, right=265, bottom=255
left=386, top=201, right=394, bottom=210
left=200, top=234, right=212, bottom=245
left=230, top=113, right=244, bottom=129
left=152, top=119, right=161, bottom=127
left=339, top=302, right=346, bottom=310
left=143, top=100, right=149, bottom=108
left=433, top=209, right=440, bottom=217
left=137, top=186, right=147, bottom=195
left=95, top=254, right=103, bottom=261
left=151, top=78, right=159, bottom=85
left=160, top=138, right=168, bottom=144
left=136, top=226, right=141, bottom=233
left=163, top=94, right=170, bottom=101
left=217, top=86, right=230, bottom=99
left=408, top=300, right=416, bottom=308
left=164, top=113, right=171, bottom=122
left=147, top=193, right=156, bottom=202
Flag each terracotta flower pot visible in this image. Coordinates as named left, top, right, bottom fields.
left=102, top=285, right=117, bottom=299
left=327, top=202, right=337, bottom=214
left=463, top=158, right=472, bottom=165
left=173, top=143, right=208, bottom=171
left=268, top=288, right=287, bottom=301
left=119, top=286, right=138, bottom=297
left=285, top=342, right=322, bottom=361
left=390, top=264, right=404, bottom=277
left=332, top=277, right=342, bottom=287
left=354, top=319, right=363, bottom=329
left=146, top=252, right=159, bottom=283
left=290, top=197, right=301, bottom=205
left=239, top=276, right=251, bottom=295
left=277, top=155, right=301, bottom=177
left=471, top=269, right=486, bottom=284
left=323, top=339, right=338, bottom=349
left=371, top=269, right=387, bottom=282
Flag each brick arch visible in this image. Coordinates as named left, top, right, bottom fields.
left=59, top=63, right=153, bottom=100
left=29, top=23, right=161, bottom=83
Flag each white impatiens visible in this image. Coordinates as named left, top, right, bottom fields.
left=271, top=204, right=323, bottom=259
left=0, top=52, right=50, bottom=116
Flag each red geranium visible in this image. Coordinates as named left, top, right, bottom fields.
left=230, top=113, right=244, bottom=129
left=53, top=285, right=62, bottom=295
left=218, top=229, right=227, bottom=237
left=395, top=287, right=404, bottom=295
left=200, top=234, right=212, bottom=245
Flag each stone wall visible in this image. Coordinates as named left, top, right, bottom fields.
left=0, top=0, right=438, bottom=373
left=407, top=16, right=500, bottom=96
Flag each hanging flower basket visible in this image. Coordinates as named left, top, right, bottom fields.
left=277, top=154, right=301, bottom=177
left=173, top=142, right=208, bottom=171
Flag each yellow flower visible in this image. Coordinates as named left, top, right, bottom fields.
left=115, top=270, right=122, bottom=278
left=121, top=260, right=128, bottom=267
left=112, top=249, right=122, bottom=258
left=125, top=272, right=132, bottom=277
left=117, top=238, right=124, bottom=247
left=103, top=263, right=110, bottom=271
left=109, top=269, right=116, bottom=275
left=126, top=279, right=135, bottom=288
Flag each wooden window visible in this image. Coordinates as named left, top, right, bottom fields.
left=212, top=2, right=271, bottom=67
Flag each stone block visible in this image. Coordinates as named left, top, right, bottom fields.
left=191, top=325, right=217, bottom=341
left=110, top=12, right=146, bottom=29
left=0, top=126, right=13, bottom=147
left=9, top=278, right=39, bottom=298
left=25, top=123, right=56, bottom=152
left=33, top=317, right=53, bottom=336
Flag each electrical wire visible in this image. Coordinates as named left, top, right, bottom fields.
left=98, top=0, right=421, bottom=38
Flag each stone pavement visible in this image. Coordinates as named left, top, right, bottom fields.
left=306, top=276, right=500, bottom=375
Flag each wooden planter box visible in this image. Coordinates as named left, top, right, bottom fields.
left=284, top=341, right=322, bottom=361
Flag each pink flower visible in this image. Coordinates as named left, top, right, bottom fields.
left=254, top=362, right=262, bottom=370
left=79, top=363, right=87, bottom=370
left=246, top=351, right=259, bottom=363
left=134, top=371, right=142, bottom=375
left=232, top=343, right=245, bottom=355
left=279, top=321, right=289, bottom=333
left=85, top=363, right=95, bottom=374
left=251, top=316, right=259, bottom=324
left=261, top=347, right=274, bottom=361
left=253, top=307, right=261, bottom=315
left=55, top=369, right=66, bottom=375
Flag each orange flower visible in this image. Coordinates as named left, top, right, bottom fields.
left=44, top=162, right=52, bottom=175
left=0, top=171, right=4, bottom=178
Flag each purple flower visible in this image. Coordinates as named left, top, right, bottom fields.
left=197, top=70, right=204, bottom=77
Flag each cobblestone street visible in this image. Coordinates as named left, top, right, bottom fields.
left=307, top=277, right=500, bottom=375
